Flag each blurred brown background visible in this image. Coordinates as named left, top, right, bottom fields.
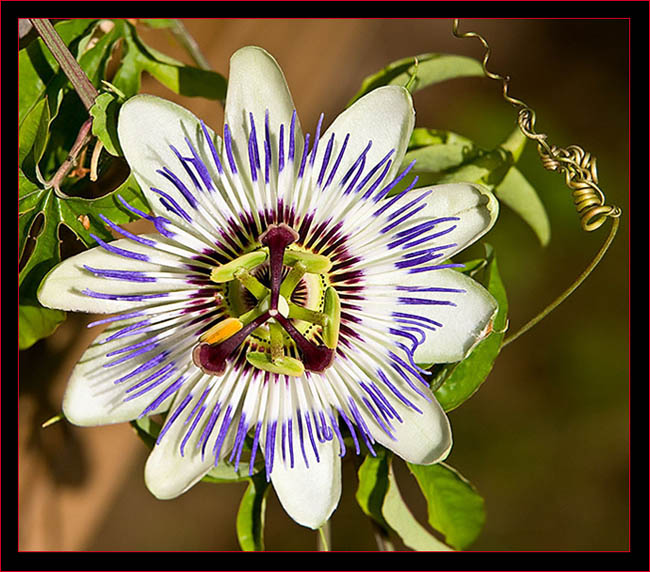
left=19, top=18, right=629, bottom=552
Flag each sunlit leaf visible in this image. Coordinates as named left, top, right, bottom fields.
left=348, top=53, right=483, bottom=105
left=433, top=245, right=508, bottom=411
left=90, top=92, right=122, bottom=155
left=407, top=462, right=485, bottom=550
left=19, top=303, right=66, bottom=350
left=19, top=19, right=98, bottom=124
left=138, top=19, right=175, bottom=29
left=355, top=448, right=391, bottom=531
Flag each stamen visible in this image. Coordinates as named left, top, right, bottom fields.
left=246, top=352, right=305, bottom=377
left=192, top=311, right=270, bottom=376
left=210, top=250, right=268, bottom=283
left=287, top=303, right=328, bottom=326
left=275, top=315, right=335, bottom=373
left=321, top=286, right=341, bottom=349
left=283, top=249, right=332, bottom=273
left=199, top=317, right=243, bottom=344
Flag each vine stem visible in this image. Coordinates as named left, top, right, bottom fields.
left=47, top=118, right=94, bottom=196
left=30, top=18, right=99, bottom=111
left=502, top=216, right=620, bottom=348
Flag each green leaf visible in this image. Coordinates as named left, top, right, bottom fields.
left=236, top=473, right=270, bottom=551
left=139, top=19, right=175, bottom=29
left=112, top=22, right=226, bottom=100
left=407, top=462, right=486, bottom=550
left=404, top=129, right=479, bottom=175
left=19, top=97, right=51, bottom=183
left=433, top=245, right=508, bottom=411
left=18, top=174, right=147, bottom=347
left=90, top=92, right=122, bottom=155
left=355, top=448, right=391, bottom=531
left=494, top=167, right=551, bottom=247
left=356, top=451, right=452, bottom=551
left=19, top=19, right=98, bottom=124
left=19, top=303, right=66, bottom=350
left=382, top=458, right=452, bottom=551
left=399, top=125, right=550, bottom=244
left=348, top=53, right=484, bottom=106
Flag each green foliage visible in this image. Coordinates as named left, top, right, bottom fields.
left=397, top=126, right=551, bottom=246
left=18, top=19, right=227, bottom=348
left=356, top=449, right=458, bottom=551
left=407, top=462, right=486, bottom=550
left=348, top=53, right=484, bottom=105
left=236, top=473, right=270, bottom=551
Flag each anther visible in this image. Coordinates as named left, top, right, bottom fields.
left=199, top=317, right=243, bottom=345
left=322, top=287, right=341, bottom=349
left=192, top=311, right=271, bottom=376
left=210, top=250, right=268, bottom=283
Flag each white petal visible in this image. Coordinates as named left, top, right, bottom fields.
left=391, top=183, right=499, bottom=261
left=37, top=235, right=191, bottom=314
left=62, top=325, right=178, bottom=426
left=270, top=436, right=341, bottom=529
left=144, top=380, right=214, bottom=499
left=406, top=269, right=498, bottom=364
left=225, top=46, right=303, bottom=168
left=317, top=85, right=415, bottom=185
left=117, top=94, right=221, bottom=228
left=374, top=387, right=452, bottom=465
left=326, top=347, right=452, bottom=466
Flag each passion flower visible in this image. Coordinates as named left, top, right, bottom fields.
left=38, top=46, right=498, bottom=529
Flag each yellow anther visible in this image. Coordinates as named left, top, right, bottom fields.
left=200, top=317, right=243, bottom=345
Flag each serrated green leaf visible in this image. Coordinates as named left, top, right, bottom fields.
left=407, top=462, right=486, bottom=550
left=433, top=245, right=508, bottom=411
left=495, top=167, right=551, bottom=247
left=348, top=53, right=483, bottom=106
left=236, top=473, right=270, bottom=551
